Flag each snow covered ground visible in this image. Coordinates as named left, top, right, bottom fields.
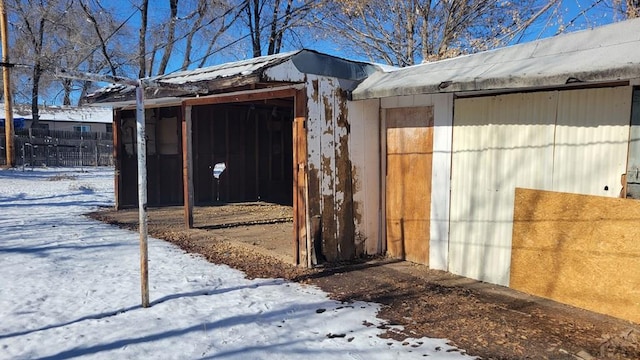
left=0, top=167, right=473, bottom=359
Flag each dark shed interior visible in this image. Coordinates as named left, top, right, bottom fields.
left=116, top=98, right=294, bottom=207
left=119, top=106, right=184, bottom=207
left=192, top=100, right=294, bottom=205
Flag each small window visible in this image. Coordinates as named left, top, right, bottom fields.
left=105, top=123, right=113, bottom=133
left=73, top=125, right=91, bottom=132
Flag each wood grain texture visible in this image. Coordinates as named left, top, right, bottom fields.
left=511, top=187, right=640, bottom=324
left=385, top=107, right=433, bottom=265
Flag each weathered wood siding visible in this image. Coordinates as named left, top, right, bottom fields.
left=347, top=99, right=381, bottom=256
left=306, top=76, right=356, bottom=262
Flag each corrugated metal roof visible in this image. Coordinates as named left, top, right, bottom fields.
left=150, top=50, right=302, bottom=85
left=86, top=50, right=379, bottom=106
left=352, top=18, right=640, bottom=100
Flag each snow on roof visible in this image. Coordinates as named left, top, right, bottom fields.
left=352, top=18, right=640, bottom=100
left=0, top=104, right=112, bottom=123
left=86, top=50, right=383, bottom=106
left=151, top=50, right=302, bottom=85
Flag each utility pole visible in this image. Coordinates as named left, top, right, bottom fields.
left=56, top=69, right=150, bottom=307
left=0, top=0, right=14, bottom=167
left=135, top=81, right=149, bottom=308
left=56, top=68, right=205, bottom=308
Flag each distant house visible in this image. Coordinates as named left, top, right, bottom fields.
left=0, top=105, right=114, bottom=167
left=0, top=104, right=113, bottom=133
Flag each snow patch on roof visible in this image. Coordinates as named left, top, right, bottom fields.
left=353, top=18, right=640, bottom=99
left=0, top=104, right=112, bottom=123
left=151, top=50, right=302, bottom=84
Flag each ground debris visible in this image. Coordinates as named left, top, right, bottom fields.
left=88, top=205, right=640, bottom=360
left=600, top=328, right=640, bottom=358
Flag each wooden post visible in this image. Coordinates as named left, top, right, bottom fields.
left=293, top=89, right=308, bottom=266
left=0, top=0, right=14, bottom=167
left=182, top=104, right=193, bottom=228
left=136, top=82, right=150, bottom=308
left=113, top=110, right=122, bottom=210
left=52, top=70, right=183, bottom=309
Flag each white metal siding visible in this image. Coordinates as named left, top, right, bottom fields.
left=450, top=87, right=632, bottom=286
left=429, top=94, right=453, bottom=271
left=450, top=92, right=558, bottom=285
left=553, top=87, right=632, bottom=196
left=348, top=99, right=381, bottom=254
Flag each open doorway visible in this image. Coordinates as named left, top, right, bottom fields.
left=191, top=99, right=294, bottom=205
left=188, top=98, right=296, bottom=262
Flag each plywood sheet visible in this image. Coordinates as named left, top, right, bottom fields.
left=385, top=107, right=433, bottom=265
left=511, top=187, right=640, bottom=324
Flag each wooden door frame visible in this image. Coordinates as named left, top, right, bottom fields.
left=181, top=86, right=310, bottom=266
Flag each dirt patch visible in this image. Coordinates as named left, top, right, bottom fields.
left=87, top=205, right=640, bottom=360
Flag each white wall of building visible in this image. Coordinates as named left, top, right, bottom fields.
left=449, top=86, right=632, bottom=286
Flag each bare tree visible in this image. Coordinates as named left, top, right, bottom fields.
left=239, top=0, right=320, bottom=57
left=612, top=0, right=640, bottom=18
left=7, top=0, right=78, bottom=125
left=134, top=0, right=242, bottom=76
left=317, top=0, right=563, bottom=66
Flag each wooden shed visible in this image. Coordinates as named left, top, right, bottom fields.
left=88, top=50, right=382, bottom=267
left=351, top=18, right=640, bottom=323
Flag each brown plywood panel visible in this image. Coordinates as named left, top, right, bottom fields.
left=386, top=107, right=434, bottom=155
left=511, top=188, right=640, bottom=324
left=385, top=107, right=433, bottom=265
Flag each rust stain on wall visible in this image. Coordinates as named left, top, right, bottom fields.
left=307, top=165, right=321, bottom=219
left=323, top=96, right=334, bottom=128
left=311, top=79, right=319, bottom=102
left=334, top=89, right=356, bottom=260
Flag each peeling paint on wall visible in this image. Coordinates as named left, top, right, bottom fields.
left=305, top=75, right=358, bottom=263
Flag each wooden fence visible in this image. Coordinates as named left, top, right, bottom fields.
left=0, top=127, right=113, bottom=167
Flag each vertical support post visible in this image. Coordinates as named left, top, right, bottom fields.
left=0, top=0, right=13, bottom=167
left=182, top=104, right=193, bottom=228
left=136, top=83, right=150, bottom=308
left=224, top=110, right=230, bottom=199
left=113, top=110, right=122, bottom=210
left=293, top=90, right=308, bottom=266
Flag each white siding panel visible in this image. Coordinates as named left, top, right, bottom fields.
left=429, top=94, right=453, bottom=270
left=306, top=78, right=323, bottom=212
left=553, top=87, right=632, bottom=196
left=348, top=99, right=382, bottom=254
left=262, top=61, right=305, bottom=82
left=319, top=78, right=338, bottom=241
left=397, top=95, right=415, bottom=108
left=450, top=92, right=557, bottom=285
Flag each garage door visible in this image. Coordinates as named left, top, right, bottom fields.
left=449, top=87, right=632, bottom=286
